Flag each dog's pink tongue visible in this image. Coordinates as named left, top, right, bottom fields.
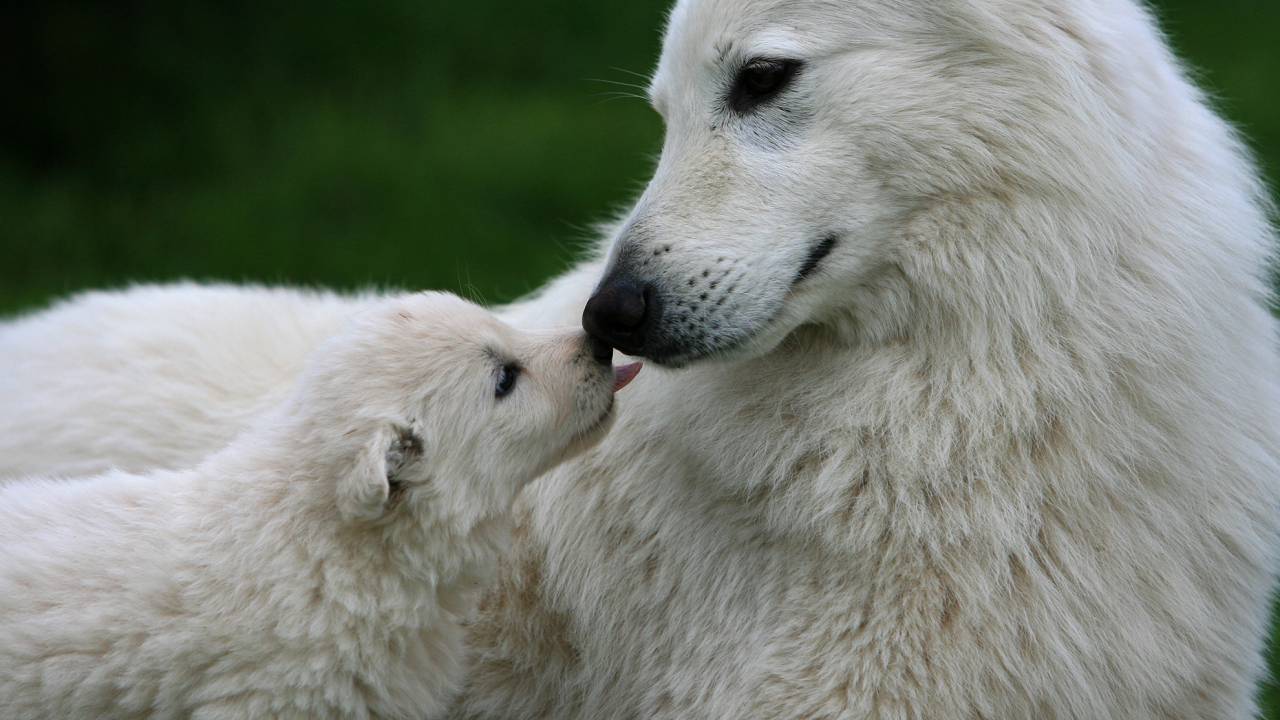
left=612, top=362, right=642, bottom=392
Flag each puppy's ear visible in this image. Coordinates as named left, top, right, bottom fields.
left=338, top=424, right=423, bottom=521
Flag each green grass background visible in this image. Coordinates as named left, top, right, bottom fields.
left=2, top=0, right=1279, bottom=712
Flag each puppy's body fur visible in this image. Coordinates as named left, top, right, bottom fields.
left=1, top=0, right=1278, bottom=718
left=0, top=454, right=490, bottom=719
left=0, top=294, right=614, bottom=719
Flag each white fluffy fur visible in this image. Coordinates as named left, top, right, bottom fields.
left=0, top=283, right=376, bottom=479
left=0, top=293, right=618, bottom=719
left=1, top=0, right=1278, bottom=718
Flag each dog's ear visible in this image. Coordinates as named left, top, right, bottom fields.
left=338, top=423, right=423, bottom=521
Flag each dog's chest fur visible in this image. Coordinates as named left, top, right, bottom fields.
left=465, top=325, right=1279, bottom=720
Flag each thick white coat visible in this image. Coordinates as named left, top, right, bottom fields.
left=0, top=0, right=1277, bottom=717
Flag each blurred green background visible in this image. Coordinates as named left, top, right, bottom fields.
left=2, top=0, right=1279, bottom=713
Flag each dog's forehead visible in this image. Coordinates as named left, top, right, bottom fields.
left=440, top=314, right=512, bottom=356
left=651, top=0, right=902, bottom=107
left=653, top=0, right=771, bottom=99
left=369, top=295, right=514, bottom=369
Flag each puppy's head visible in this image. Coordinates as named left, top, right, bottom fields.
left=294, top=292, right=637, bottom=524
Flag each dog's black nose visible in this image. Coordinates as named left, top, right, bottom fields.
left=582, top=277, right=654, bottom=356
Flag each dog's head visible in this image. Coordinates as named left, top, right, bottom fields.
left=583, top=0, right=1159, bottom=366
left=293, top=293, right=636, bottom=523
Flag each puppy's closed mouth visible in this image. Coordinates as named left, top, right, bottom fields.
left=574, top=363, right=641, bottom=446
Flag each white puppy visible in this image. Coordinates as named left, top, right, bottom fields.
left=0, top=292, right=638, bottom=720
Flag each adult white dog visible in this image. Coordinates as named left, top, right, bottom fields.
left=0, top=293, right=632, bottom=719
left=1, top=0, right=1277, bottom=717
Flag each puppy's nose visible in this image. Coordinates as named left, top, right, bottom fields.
left=582, top=276, right=654, bottom=355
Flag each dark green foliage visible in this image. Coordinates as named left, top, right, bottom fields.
left=1, top=1, right=1278, bottom=714
left=0, top=0, right=669, bottom=308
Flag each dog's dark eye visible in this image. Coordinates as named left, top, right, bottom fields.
left=495, top=363, right=521, bottom=399
left=730, top=58, right=802, bottom=113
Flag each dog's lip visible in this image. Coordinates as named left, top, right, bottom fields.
left=791, top=234, right=839, bottom=288
left=592, top=330, right=646, bottom=358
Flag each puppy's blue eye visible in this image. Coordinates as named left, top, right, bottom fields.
left=495, top=363, right=520, bottom=399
